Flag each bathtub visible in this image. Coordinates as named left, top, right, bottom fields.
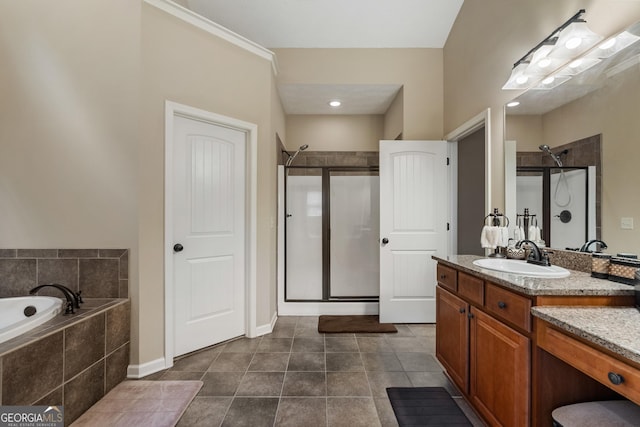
left=0, top=296, right=63, bottom=344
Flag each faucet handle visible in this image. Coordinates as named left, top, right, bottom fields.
left=64, top=301, right=75, bottom=315
left=76, top=290, right=83, bottom=304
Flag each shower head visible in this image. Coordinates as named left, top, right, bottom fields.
left=285, top=144, right=310, bottom=167
left=539, top=144, right=563, bottom=167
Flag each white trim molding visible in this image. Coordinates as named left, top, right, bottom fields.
left=144, top=0, right=278, bottom=75
left=127, top=358, right=166, bottom=379
left=445, top=109, right=492, bottom=221
left=164, top=100, right=259, bottom=368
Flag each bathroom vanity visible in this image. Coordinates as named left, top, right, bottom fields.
left=433, top=255, right=638, bottom=426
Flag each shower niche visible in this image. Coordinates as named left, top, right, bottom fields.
left=284, top=166, right=380, bottom=302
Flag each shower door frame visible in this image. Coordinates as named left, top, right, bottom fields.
left=284, top=165, right=380, bottom=303
left=516, top=166, right=590, bottom=246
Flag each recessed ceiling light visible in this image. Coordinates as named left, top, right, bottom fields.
left=506, top=101, right=520, bottom=107
left=328, top=100, right=341, bottom=107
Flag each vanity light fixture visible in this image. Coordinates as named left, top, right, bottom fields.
left=328, top=100, right=342, bottom=107
left=503, top=9, right=604, bottom=90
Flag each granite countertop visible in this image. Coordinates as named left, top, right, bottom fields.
left=433, top=254, right=634, bottom=297
left=532, top=306, right=640, bottom=365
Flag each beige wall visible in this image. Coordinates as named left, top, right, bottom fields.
left=383, top=88, right=404, bottom=140
left=274, top=49, right=443, bottom=140
left=444, top=0, right=640, bottom=212
left=140, top=4, right=279, bottom=364
left=286, top=115, right=384, bottom=152
left=505, top=115, right=543, bottom=151
left=0, top=0, right=139, bottom=248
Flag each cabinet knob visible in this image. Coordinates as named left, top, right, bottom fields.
left=440, top=275, right=446, bottom=280
left=608, top=372, right=624, bottom=385
left=497, top=301, right=507, bottom=309
left=459, top=307, right=466, bottom=314
left=467, top=312, right=474, bottom=319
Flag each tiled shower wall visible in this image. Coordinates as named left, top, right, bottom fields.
left=281, top=150, right=379, bottom=168
left=0, top=249, right=128, bottom=298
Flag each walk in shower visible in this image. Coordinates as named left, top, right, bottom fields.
left=516, top=166, right=596, bottom=248
left=282, top=165, right=380, bottom=303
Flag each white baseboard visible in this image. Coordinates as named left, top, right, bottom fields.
left=255, top=311, right=278, bottom=336
left=277, top=302, right=378, bottom=316
left=127, top=357, right=167, bottom=379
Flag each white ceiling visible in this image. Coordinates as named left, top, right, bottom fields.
left=279, top=84, right=402, bottom=115
left=185, top=0, right=463, bottom=115
left=186, top=0, right=463, bottom=49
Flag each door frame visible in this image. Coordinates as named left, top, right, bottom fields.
left=163, top=100, right=258, bottom=367
left=445, top=109, right=491, bottom=256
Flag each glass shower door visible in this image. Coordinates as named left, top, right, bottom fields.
left=329, top=170, right=379, bottom=298
left=285, top=168, right=323, bottom=300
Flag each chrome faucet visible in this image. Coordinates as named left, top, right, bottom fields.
left=516, top=239, right=551, bottom=266
left=579, top=240, right=608, bottom=253
left=30, top=284, right=82, bottom=314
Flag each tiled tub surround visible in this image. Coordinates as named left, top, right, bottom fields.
left=0, top=249, right=128, bottom=298
left=434, top=255, right=635, bottom=297
left=0, top=298, right=130, bottom=425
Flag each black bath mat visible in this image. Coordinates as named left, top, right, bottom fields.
left=386, top=387, right=472, bottom=426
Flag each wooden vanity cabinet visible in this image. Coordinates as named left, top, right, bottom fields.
left=436, top=268, right=531, bottom=426
left=436, top=286, right=469, bottom=393
left=470, top=307, right=530, bottom=426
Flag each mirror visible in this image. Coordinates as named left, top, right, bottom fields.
left=505, top=21, right=640, bottom=255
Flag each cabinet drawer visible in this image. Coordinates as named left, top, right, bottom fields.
left=458, top=272, right=484, bottom=305
left=537, top=320, right=640, bottom=405
left=437, top=264, right=457, bottom=292
left=485, top=283, right=532, bottom=332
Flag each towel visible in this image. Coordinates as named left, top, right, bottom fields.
left=499, top=227, right=510, bottom=247
left=529, top=225, right=536, bottom=242
left=481, top=225, right=492, bottom=249
left=514, top=226, right=525, bottom=241
left=533, top=226, right=542, bottom=243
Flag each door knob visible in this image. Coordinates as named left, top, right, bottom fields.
left=382, top=238, right=389, bottom=244
left=173, top=244, right=184, bottom=253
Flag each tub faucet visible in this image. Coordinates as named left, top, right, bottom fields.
left=579, top=240, right=608, bottom=253
left=516, top=239, right=551, bottom=266
left=30, top=284, right=78, bottom=314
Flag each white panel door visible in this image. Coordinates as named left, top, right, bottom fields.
left=379, top=140, right=448, bottom=323
left=173, top=115, right=246, bottom=357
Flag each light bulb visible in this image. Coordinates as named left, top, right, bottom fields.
left=599, top=38, right=616, bottom=50
left=569, top=59, right=583, bottom=68
left=328, top=100, right=341, bottom=107
left=506, top=101, right=520, bottom=107
left=516, top=75, right=529, bottom=85
left=565, top=37, right=583, bottom=49
left=542, top=76, right=555, bottom=85
left=537, top=58, right=551, bottom=68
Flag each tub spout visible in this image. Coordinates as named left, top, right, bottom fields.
left=30, top=284, right=79, bottom=314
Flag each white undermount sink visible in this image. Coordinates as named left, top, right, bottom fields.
left=472, top=258, right=570, bottom=278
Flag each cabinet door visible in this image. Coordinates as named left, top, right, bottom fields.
left=470, top=308, right=530, bottom=426
left=436, top=286, right=469, bottom=393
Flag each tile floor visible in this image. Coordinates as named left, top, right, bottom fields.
left=144, top=316, right=485, bottom=427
